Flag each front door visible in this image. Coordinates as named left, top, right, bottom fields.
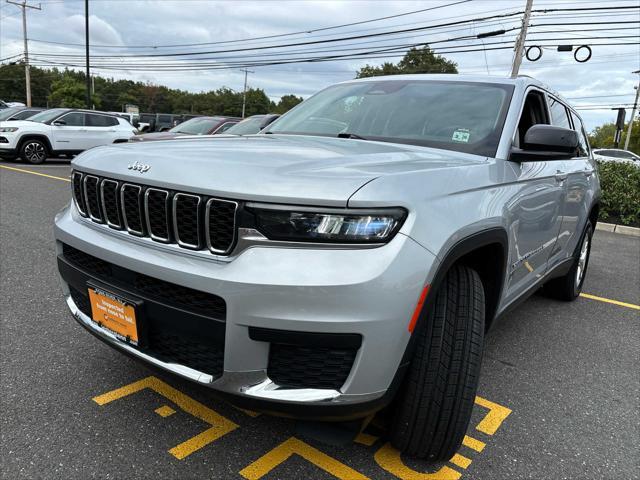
left=50, top=112, right=90, bottom=151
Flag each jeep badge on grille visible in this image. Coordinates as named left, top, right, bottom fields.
left=128, top=161, right=150, bottom=173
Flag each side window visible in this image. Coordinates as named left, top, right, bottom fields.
left=14, top=110, right=36, bottom=120
left=215, top=122, right=236, bottom=133
left=158, top=115, right=172, bottom=123
left=515, top=90, right=549, bottom=147
left=86, top=114, right=118, bottom=127
left=569, top=111, right=589, bottom=157
left=548, top=98, right=571, bottom=129
left=58, top=112, right=85, bottom=126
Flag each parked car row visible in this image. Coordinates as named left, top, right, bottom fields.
left=592, top=148, right=640, bottom=166
left=0, top=107, right=281, bottom=163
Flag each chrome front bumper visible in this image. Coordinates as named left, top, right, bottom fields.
left=66, top=294, right=384, bottom=406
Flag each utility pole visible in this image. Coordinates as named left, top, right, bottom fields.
left=240, top=68, right=254, bottom=118
left=623, top=70, right=640, bottom=151
left=84, top=0, right=91, bottom=109
left=510, top=0, right=534, bottom=78
left=6, top=0, right=41, bottom=107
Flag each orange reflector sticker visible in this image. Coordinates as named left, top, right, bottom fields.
left=408, top=285, right=430, bottom=333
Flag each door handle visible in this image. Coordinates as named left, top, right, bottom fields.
left=583, top=169, right=594, bottom=177
left=555, top=171, right=568, bottom=182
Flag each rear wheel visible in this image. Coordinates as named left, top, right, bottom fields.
left=544, top=221, right=593, bottom=301
left=20, top=139, right=48, bottom=164
left=390, top=265, right=485, bottom=460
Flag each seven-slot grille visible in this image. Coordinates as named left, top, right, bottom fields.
left=72, top=171, right=238, bottom=255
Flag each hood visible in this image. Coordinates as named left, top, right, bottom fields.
left=131, top=131, right=182, bottom=141
left=0, top=120, right=44, bottom=128
left=73, top=134, right=484, bottom=207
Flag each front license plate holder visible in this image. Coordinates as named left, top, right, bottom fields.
left=87, top=281, right=146, bottom=347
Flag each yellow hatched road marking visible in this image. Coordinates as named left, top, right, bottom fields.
left=154, top=405, right=176, bottom=418
left=580, top=293, right=640, bottom=311
left=93, top=376, right=238, bottom=459
left=374, top=443, right=461, bottom=480
left=0, top=164, right=70, bottom=182
left=239, top=437, right=369, bottom=480
left=474, top=396, right=512, bottom=435
left=449, top=454, right=472, bottom=469
left=462, top=435, right=486, bottom=453
left=354, top=432, right=379, bottom=446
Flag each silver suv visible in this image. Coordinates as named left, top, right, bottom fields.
left=54, top=75, right=599, bottom=460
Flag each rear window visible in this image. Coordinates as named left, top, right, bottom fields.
left=86, top=114, right=118, bottom=127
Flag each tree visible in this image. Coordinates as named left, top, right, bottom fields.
left=48, top=74, right=100, bottom=108
left=356, top=46, right=458, bottom=78
left=274, top=94, right=304, bottom=113
left=588, top=119, right=639, bottom=155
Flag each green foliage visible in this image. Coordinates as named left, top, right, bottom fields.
left=596, top=161, right=640, bottom=226
left=588, top=120, right=639, bottom=155
left=0, top=64, right=279, bottom=116
left=356, top=46, right=458, bottom=78
left=274, top=94, right=303, bottom=114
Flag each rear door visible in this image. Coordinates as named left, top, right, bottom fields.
left=50, top=112, right=90, bottom=151
left=549, top=105, right=593, bottom=267
left=503, top=88, right=566, bottom=304
left=84, top=113, right=120, bottom=148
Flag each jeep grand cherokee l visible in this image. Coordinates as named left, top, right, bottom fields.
left=54, top=75, right=599, bottom=460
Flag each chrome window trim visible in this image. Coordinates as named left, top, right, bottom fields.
left=173, top=193, right=201, bottom=249
left=71, top=171, right=87, bottom=217
left=205, top=198, right=238, bottom=254
left=100, top=179, right=122, bottom=229
left=144, top=188, right=170, bottom=243
left=83, top=174, right=103, bottom=223
left=120, top=183, right=144, bottom=236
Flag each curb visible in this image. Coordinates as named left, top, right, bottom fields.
left=596, top=222, right=640, bottom=237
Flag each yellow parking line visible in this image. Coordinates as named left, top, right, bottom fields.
left=0, top=164, right=70, bottom=182
left=580, top=293, right=640, bottom=311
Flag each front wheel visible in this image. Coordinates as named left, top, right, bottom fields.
left=20, top=139, right=48, bottom=164
left=390, top=264, right=485, bottom=460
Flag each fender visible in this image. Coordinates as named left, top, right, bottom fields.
left=387, top=227, right=508, bottom=399
left=17, top=134, right=53, bottom=153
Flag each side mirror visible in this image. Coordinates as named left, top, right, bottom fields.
left=53, top=120, right=66, bottom=126
left=510, top=125, right=579, bottom=162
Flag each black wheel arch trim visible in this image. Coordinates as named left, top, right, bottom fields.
left=17, top=134, right=53, bottom=153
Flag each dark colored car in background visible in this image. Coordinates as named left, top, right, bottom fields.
left=130, top=115, right=240, bottom=141
left=223, top=114, right=280, bottom=135
left=0, top=107, right=46, bottom=122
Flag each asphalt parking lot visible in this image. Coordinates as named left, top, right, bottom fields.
left=1, top=160, right=638, bottom=480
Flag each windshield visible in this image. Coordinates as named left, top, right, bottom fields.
left=0, top=107, right=21, bottom=121
left=266, top=80, right=513, bottom=156
left=169, top=117, right=222, bottom=135
left=224, top=116, right=264, bottom=135
left=28, top=108, right=69, bottom=123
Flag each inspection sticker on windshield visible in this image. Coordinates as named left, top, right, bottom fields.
left=452, top=128, right=470, bottom=143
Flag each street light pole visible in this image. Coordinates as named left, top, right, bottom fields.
left=240, top=68, right=254, bottom=118
left=510, top=0, right=534, bottom=78
left=85, top=0, right=91, bottom=109
left=623, top=70, right=640, bottom=151
left=6, top=0, right=41, bottom=107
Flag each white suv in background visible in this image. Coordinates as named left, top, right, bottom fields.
left=0, top=108, right=137, bottom=164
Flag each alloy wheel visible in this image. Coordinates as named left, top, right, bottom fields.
left=575, top=232, right=590, bottom=289
left=24, top=142, right=46, bottom=163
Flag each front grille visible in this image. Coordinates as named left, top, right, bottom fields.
left=174, top=194, right=201, bottom=248
left=72, top=171, right=238, bottom=256
left=72, top=172, right=86, bottom=216
left=84, top=175, right=102, bottom=222
left=62, top=244, right=226, bottom=320
left=101, top=179, right=121, bottom=228
left=121, top=184, right=144, bottom=235
left=268, top=344, right=358, bottom=390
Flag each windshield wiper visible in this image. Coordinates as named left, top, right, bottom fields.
left=337, top=132, right=368, bottom=140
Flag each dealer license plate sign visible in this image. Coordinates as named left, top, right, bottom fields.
left=88, top=287, right=139, bottom=345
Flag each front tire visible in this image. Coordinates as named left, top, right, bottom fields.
left=544, top=221, right=593, bottom=301
left=20, top=139, right=48, bottom=164
left=390, top=265, right=485, bottom=460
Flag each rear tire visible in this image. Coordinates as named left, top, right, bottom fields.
left=390, top=265, right=485, bottom=460
left=20, top=139, right=48, bottom=164
left=544, top=221, right=593, bottom=301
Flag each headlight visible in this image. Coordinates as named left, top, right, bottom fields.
left=0, top=127, right=18, bottom=132
left=251, top=206, right=407, bottom=243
